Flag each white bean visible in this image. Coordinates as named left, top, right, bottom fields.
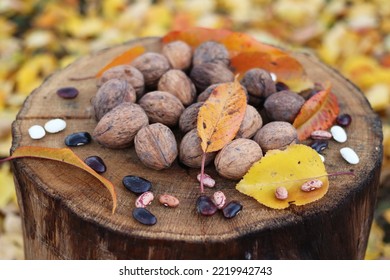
left=28, top=125, right=46, bottom=140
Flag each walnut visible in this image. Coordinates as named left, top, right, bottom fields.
left=131, top=52, right=170, bottom=88
left=96, top=65, right=145, bottom=99
left=263, top=90, right=305, bottom=123
left=253, top=121, right=297, bottom=153
left=190, top=62, right=234, bottom=92
left=214, top=139, right=263, bottom=180
left=241, top=68, right=276, bottom=103
left=179, top=128, right=216, bottom=168
left=92, top=79, right=136, bottom=121
left=93, top=102, right=148, bottom=149
left=179, top=102, right=203, bottom=133
left=162, top=40, right=192, bottom=70
left=134, top=123, right=178, bottom=170
left=236, top=105, right=263, bottom=139
left=158, top=70, right=196, bottom=106
left=138, top=91, right=184, bottom=127
left=196, top=83, right=221, bottom=102
left=193, top=41, right=230, bottom=66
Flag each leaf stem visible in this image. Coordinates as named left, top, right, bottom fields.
left=200, top=152, right=206, bottom=193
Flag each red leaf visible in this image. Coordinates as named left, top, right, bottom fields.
left=293, top=85, right=340, bottom=141
left=95, top=45, right=145, bottom=77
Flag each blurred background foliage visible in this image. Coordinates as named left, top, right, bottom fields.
left=1, top=0, right=390, bottom=259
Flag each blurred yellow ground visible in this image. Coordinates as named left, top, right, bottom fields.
left=1, top=0, right=390, bottom=259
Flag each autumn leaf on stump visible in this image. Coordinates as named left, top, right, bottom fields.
left=162, top=27, right=313, bottom=92
left=0, top=146, right=117, bottom=213
left=293, top=84, right=339, bottom=141
left=236, top=144, right=329, bottom=209
left=197, top=76, right=247, bottom=192
left=95, top=45, right=145, bottom=77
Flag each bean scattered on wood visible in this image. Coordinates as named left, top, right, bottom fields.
left=122, top=175, right=152, bottom=194
left=64, top=132, right=91, bottom=146
left=132, top=207, right=157, bottom=226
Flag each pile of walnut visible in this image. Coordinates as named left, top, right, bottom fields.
left=91, top=40, right=301, bottom=180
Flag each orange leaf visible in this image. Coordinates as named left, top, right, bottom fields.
left=95, top=45, right=145, bottom=77
left=0, top=146, right=117, bottom=213
left=197, top=76, right=247, bottom=153
left=162, top=27, right=313, bottom=92
left=293, top=85, right=339, bottom=141
left=230, top=52, right=313, bottom=92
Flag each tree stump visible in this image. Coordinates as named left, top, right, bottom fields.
left=11, top=37, right=383, bottom=259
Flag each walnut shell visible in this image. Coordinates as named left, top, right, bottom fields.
left=158, top=70, right=196, bottom=106
left=236, top=105, right=263, bottom=139
left=92, top=79, right=136, bottom=121
left=193, top=41, right=230, bottom=66
left=131, top=52, right=171, bottom=88
left=96, top=65, right=145, bottom=99
left=215, top=139, right=263, bottom=180
left=263, top=90, right=305, bottom=123
left=197, top=83, right=221, bottom=102
left=93, top=102, right=148, bottom=149
left=190, top=62, right=234, bottom=92
left=162, top=40, right=192, bottom=70
left=179, top=102, right=203, bottom=133
left=179, top=128, right=216, bottom=168
left=139, top=91, right=184, bottom=127
left=241, top=68, right=276, bottom=101
left=253, top=121, right=297, bottom=153
left=135, top=123, right=178, bottom=170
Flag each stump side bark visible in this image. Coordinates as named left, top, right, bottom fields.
left=11, top=37, right=383, bottom=259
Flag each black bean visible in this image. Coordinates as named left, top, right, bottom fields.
left=64, top=132, right=91, bottom=147
left=122, top=176, right=152, bottom=194
left=275, top=82, right=289, bottom=92
left=84, top=156, right=106, bottom=174
left=310, top=140, right=328, bottom=153
left=196, top=195, right=217, bottom=216
left=222, top=201, right=243, bottom=219
left=56, top=87, right=79, bottom=99
left=336, top=113, right=352, bottom=127
left=132, top=208, right=157, bottom=226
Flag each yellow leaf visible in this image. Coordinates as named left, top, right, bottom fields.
left=236, top=144, right=329, bottom=209
left=0, top=163, right=15, bottom=208
left=197, top=76, right=247, bottom=153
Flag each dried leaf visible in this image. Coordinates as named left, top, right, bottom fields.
left=162, top=27, right=313, bottom=91
left=236, top=144, right=329, bottom=209
left=197, top=76, right=247, bottom=153
left=95, top=45, right=145, bottom=77
left=293, top=85, right=339, bottom=141
left=0, top=146, right=117, bottom=213
left=230, top=52, right=313, bottom=92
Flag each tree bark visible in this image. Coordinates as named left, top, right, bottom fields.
left=11, top=37, right=383, bottom=259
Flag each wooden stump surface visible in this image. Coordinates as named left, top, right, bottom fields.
left=11, top=37, right=383, bottom=259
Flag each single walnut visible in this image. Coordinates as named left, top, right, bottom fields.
left=162, top=40, right=192, bottom=70
left=92, top=79, right=136, bottom=121
left=197, top=83, right=221, bottom=102
left=193, top=41, right=230, bottom=66
left=158, top=70, right=196, bottom=106
left=264, top=90, right=305, bottom=123
left=179, top=128, right=216, bottom=168
left=190, top=62, right=234, bottom=92
left=96, top=65, right=145, bottom=99
left=93, top=102, right=148, bottom=149
left=253, top=121, right=297, bottom=153
left=215, top=139, right=263, bottom=180
left=236, top=105, right=263, bottom=139
left=179, top=102, right=204, bottom=133
left=131, top=52, right=170, bottom=88
left=139, top=91, right=184, bottom=127
left=241, top=68, right=276, bottom=102
left=134, top=123, right=178, bottom=170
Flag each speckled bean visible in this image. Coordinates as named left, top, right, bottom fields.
left=159, top=194, right=180, bottom=208
left=197, top=173, right=216, bottom=188
left=211, top=191, right=226, bottom=209
left=311, top=130, right=332, bottom=140
left=135, top=191, right=154, bottom=208
left=301, top=179, right=323, bottom=192
left=275, top=187, right=288, bottom=200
